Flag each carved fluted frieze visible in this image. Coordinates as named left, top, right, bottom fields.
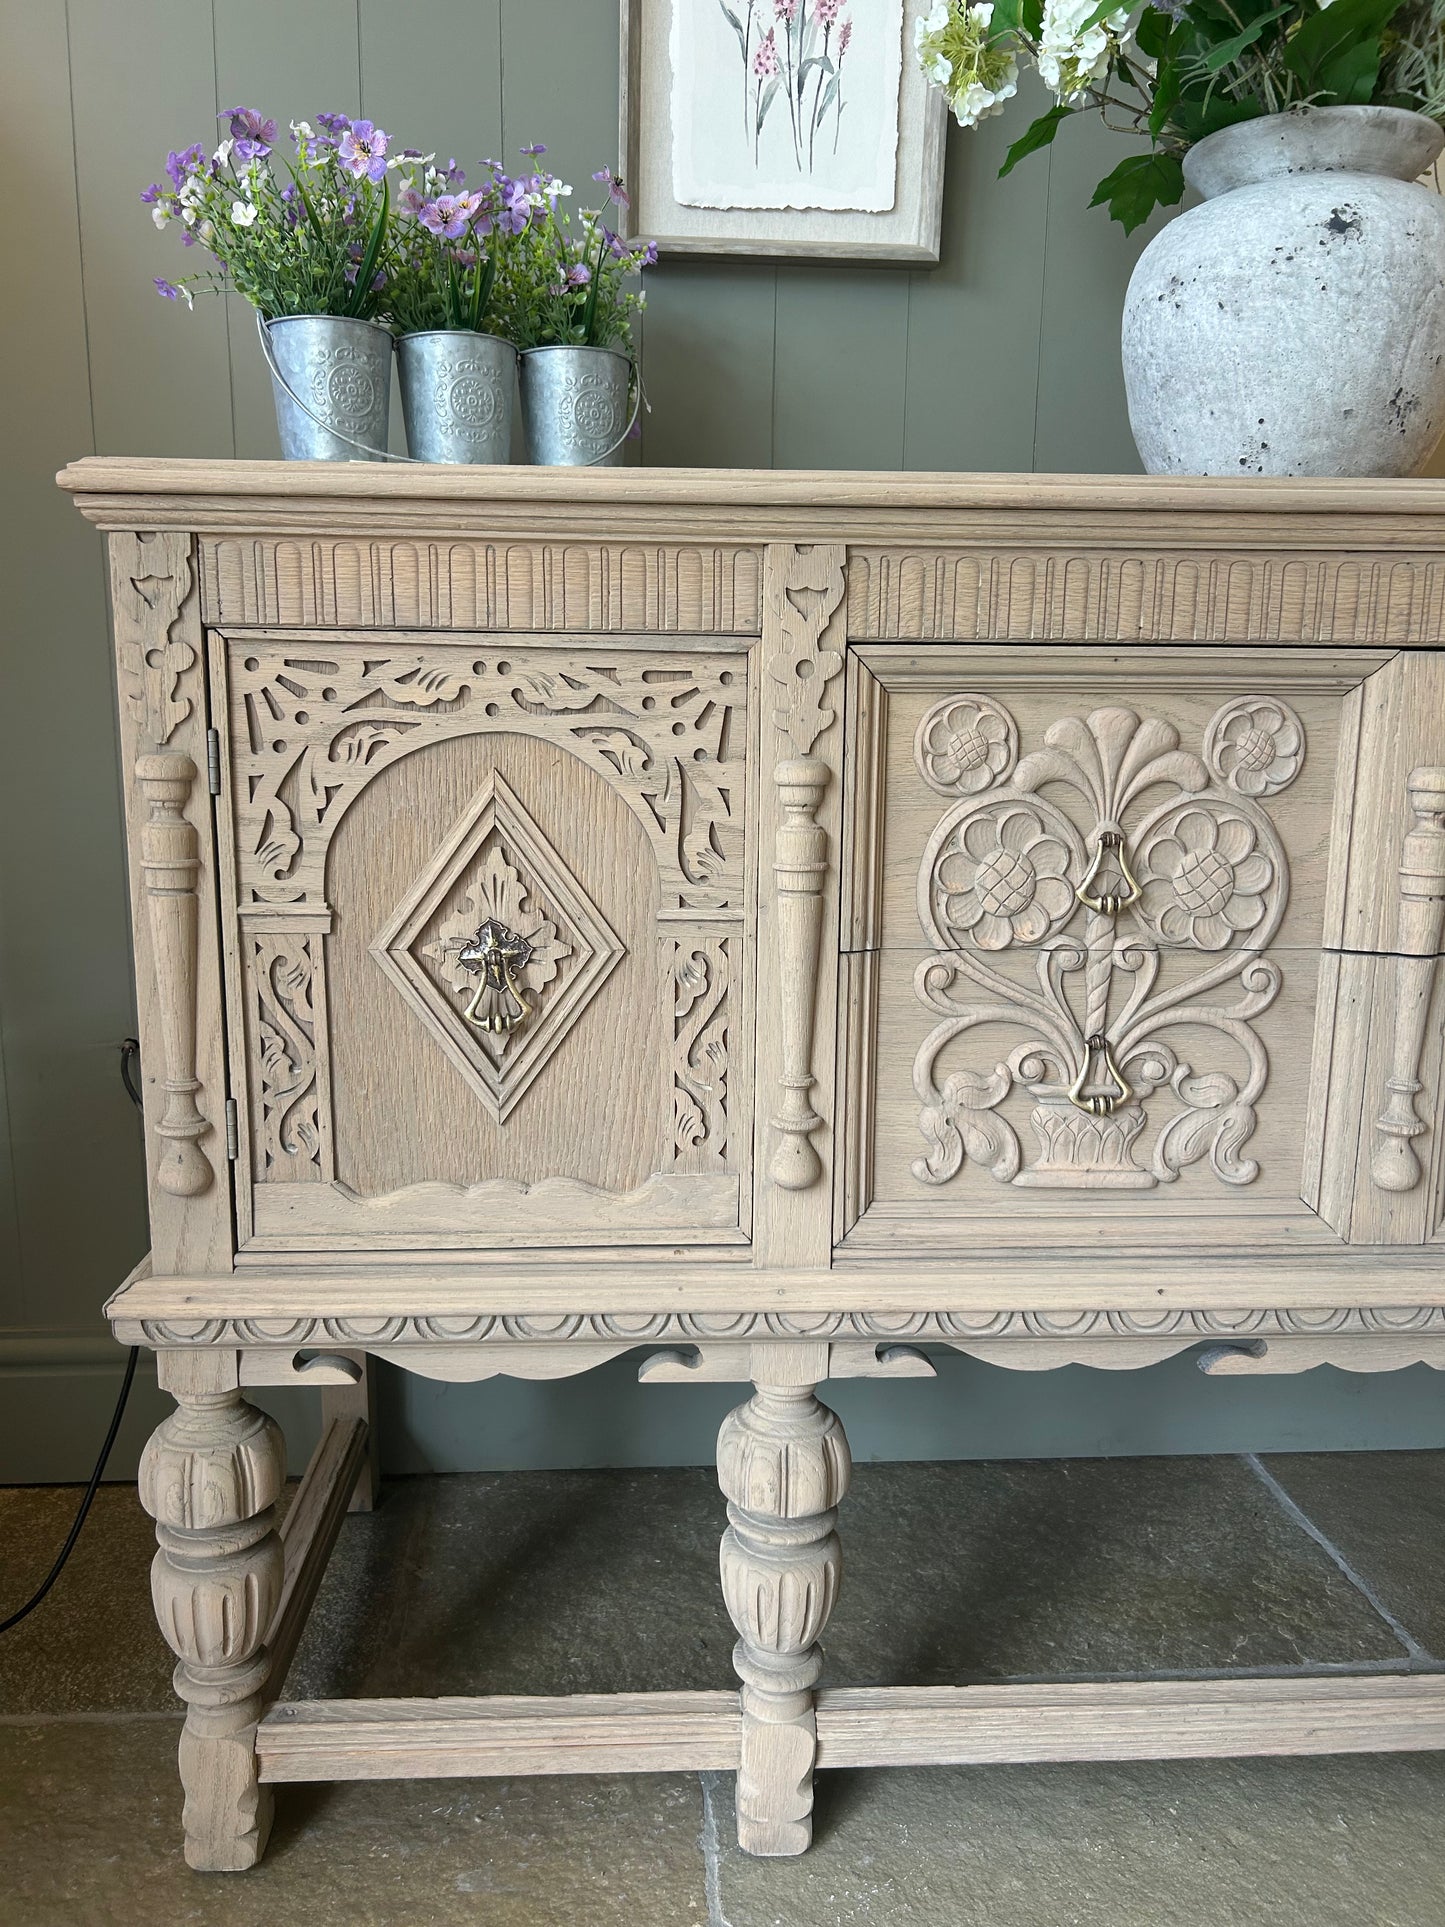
left=1373, top=767, right=1445, bottom=1193
left=136, top=754, right=213, bottom=1197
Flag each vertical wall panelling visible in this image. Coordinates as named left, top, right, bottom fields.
left=68, top=0, right=235, bottom=457
left=641, top=262, right=778, bottom=468
left=903, top=102, right=1051, bottom=472
left=1032, top=110, right=1159, bottom=473
left=772, top=265, right=911, bottom=469
left=214, top=0, right=364, bottom=459
left=0, top=0, right=147, bottom=1361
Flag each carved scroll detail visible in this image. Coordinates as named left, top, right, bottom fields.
left=766, top=545, right=845, bottom=1190
left=1373, top=768, right=1445, bottom=1192
left=251, top=934, right=323, bottom=1180
left=114, top=532, right=197, bottom=746
left=673, top=940, right=729, bottom=1171
left=913, top=698, right=1302, bottom=1192
left=137, top=754, right=212, bottom=1196
left=229, top=644, right=746, bottom=915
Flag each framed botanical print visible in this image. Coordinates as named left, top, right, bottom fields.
left=619, top=0, right=947, bottom=260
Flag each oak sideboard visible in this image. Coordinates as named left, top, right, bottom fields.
left=59, top=457, right=1445, bottom=1874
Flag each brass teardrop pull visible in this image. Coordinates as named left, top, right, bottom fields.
left=458, top=918, right=534, bottom=1034
left=1068, top=1033, right=1131, bottom=1116
left=1076, top=829, right=1141, bottom=916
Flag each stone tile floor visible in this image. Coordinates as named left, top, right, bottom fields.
left=3, top=1452, right=1445, bottom=1924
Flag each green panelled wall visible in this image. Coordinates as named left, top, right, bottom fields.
left=3, top=0, right=1443, bottom=1480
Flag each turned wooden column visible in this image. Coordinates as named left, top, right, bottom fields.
left=138, top=1354, right=285, bottom=1872
left=717, top=1349, right=851, bottom=1856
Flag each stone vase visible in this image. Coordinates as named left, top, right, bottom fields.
left=1122, top=106, right=1445, bottom=477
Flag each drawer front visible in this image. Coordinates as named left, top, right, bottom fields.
left=839, top=644, right=1445, bottom=1252
left=214, top=632, right=751, bottom=1254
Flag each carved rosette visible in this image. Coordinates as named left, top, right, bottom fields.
left=913, top=697, right=1303, bottom=1191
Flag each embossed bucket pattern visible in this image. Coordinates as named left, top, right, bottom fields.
left=398, top=330, right=516, bottom=465
left=265, top=315, right=393, bottom=462
left=519, top=345, right=632, bottom=467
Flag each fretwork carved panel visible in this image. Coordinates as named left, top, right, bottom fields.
left=224, top=638, right=747, bottom=916
left=911, top=697, right=1303, bottom=1193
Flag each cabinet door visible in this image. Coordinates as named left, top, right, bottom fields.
left=838, top=644, right=1445, bottom=1256
left=213, top=633, right=750, bottom=1255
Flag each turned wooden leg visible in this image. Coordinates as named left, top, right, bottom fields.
left=717, top=1354, right=851, bottom=1856
left=138, top=1354, right=285, bottom=1872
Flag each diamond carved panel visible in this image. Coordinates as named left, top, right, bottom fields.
left=370, top=771, right=625, bottom=1123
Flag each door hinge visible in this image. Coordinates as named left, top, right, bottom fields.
left=224, top=1098, right=239, bottom=1161
left=206, top=728, right=222, bottom=797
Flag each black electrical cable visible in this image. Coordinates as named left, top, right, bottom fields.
left=0, top=1041, right=145, bottom=1637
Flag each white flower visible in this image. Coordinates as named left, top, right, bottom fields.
left=1037, top=0, right=1127, bottom=100
left=196, top=218, right=215, bottom=243
left=951, top=60, right=1018, bottom=124
left=151, top=203, right=172, bottom=229
left=230, top=199, right=258, bottom=227
left=291, top=120, right=314, bottom=141
left=213, top=138, right=234, bottom=168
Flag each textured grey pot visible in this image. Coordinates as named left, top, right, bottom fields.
left=519, top=345, right=632, bottom=466
left=265, top=315, right=393, bottom=462
left=398, top=330, right=516, bottom=464
left=1122, top=107, right=1445, bottom=477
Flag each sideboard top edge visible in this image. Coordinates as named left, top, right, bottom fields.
left=56, top=457, right=1445, bottom=526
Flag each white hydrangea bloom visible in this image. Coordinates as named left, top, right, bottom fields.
left=915, top=1, right=955, bottom=82
left=1037, top=0, right=1128, bottom=101
left=952, top=60, right=1019, bottom=126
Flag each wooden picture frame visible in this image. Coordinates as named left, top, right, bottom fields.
left=618, top=0, right=947, bottom=262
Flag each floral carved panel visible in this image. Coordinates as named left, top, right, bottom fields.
left=247, top=932, right=326, bottom=1182
left=912, top=696, right=1305, bottom=1192
left=225, top=640, right=747, bottom=916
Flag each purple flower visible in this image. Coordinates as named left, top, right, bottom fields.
left=165, top=144, right=206, bottom=189
left=154, top=278, right=180, bottom=299
left=219, top=106, right=277, bottom=161
left=566, top=262, right=592, bottom=287
left=637, top=240, right=658, bottom=267
left=591, top=166, right=631, bottom=209
left=419, top=192, right=480, bottom=239
left=140, top=182, right=163, bottom=205
left=315, top=111, right=352, bottom=138
left=521, top=141, right=547, bottom=156
left=398, top=182, right=424, bottom=216
left=445, top=158, right=466, bottom=186
left=338, top=118, right=389, bottom=181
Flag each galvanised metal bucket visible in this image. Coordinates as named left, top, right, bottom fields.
left=397, top=330, right=515, bottom=464
left=519, top=345, right=633, bottom=466
left=264, top=315, right=393, bottom=461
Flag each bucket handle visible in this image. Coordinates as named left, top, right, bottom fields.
left=257, top=311, right=414, bottom=463
left=260, top=311, right=650, bottom=467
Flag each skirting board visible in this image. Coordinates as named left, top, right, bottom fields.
left=256, top=1674, right=1445, bottom=1784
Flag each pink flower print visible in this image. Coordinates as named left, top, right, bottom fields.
left=775, top=0, right=799, bottom=19
left=815, top=0, right=840, bottom=22
left=838, top=16, right=852, bottom=51
left=753, top=26, right=779, bottom=74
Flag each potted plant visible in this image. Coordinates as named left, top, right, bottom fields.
left=914, top=0, right=1445, bottom=475
left=388, top=157, right=534, bottom=464
left=144, top=109, right=397, bottom=460
left=499, top=152, right=657, bottom=467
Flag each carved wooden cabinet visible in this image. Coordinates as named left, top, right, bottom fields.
left=61, top=460, right=1445, bottom=1875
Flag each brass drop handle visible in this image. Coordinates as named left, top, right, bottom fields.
left=1068, top=1033, right=1131, bottom=1116
left=458, top=918, right=534, bottom=1035
left=1076, top=829, right=1140, bottom=916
